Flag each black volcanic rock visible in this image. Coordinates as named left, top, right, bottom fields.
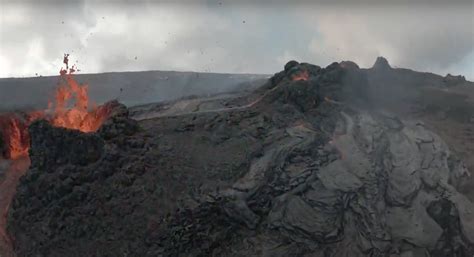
left=28, top=120, right=104, bottom=167
left=284, top=60, right=299, bottom=72
left=6, top=61, right=474, bottom=257
left=98, top=100, right=140, bottom=140
left=372, top=56, right=391, bottom=70
left=444, top=73, right=467, bottom=87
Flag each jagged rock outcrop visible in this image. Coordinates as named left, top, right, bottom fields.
left=444, top=73, right=467, bottom=87
left=28, top=120, right=104, bottom=167
left=372, top=56, right=391, bottom=70
left=98, top=100, right=140, bottom=139
left=6, top=61, right=474, bottom=257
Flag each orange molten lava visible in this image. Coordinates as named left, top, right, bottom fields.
left=48, top=67, right=110, bottom=133
left=291, top=69, right=309, bottom=81
left=0, top=113, right=39, bottom=159
left=0, top=56, right=112, bottom=159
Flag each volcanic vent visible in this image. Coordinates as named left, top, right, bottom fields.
left=0, top=55, right=114, bottom=160
left=0, top=55, right=125, bottom=256
left=5, top=60, right=474, bottom=257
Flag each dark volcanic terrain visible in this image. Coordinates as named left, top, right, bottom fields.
left=1, top=58, right=474, bottom=257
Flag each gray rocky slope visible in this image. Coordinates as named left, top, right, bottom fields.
left=6, top=59, right=474, bottom=257
left=0, top=71, right=268, bottom=112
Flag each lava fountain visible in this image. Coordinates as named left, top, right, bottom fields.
left=0, top=55, right=113, bottom=256
left=0, top=54, right=112, bottom=159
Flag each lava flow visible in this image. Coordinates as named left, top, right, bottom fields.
left=0, top=55, right=112, bottom=160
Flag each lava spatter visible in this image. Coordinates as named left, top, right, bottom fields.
left=0, top=55, right=113, bottom=160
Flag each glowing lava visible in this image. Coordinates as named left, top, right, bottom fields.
left=291, top=69, right=309, bottom=81
left=0, top=55, right=113, bottom=256
left=0, top=113, right=40, bottom=159
left=49, top=66, right=111, bottom=133
left=0, top=55, right=112, bottom=160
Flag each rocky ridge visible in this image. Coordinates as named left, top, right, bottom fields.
left=6, top=59, right=474, bottom=257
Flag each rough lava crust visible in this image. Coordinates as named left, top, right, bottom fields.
left=6, top=59, right=474, bottom=257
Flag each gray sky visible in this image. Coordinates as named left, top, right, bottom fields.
left=1, top=0, right=473, bottom=80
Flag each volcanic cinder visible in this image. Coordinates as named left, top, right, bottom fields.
left=3, top=58, right=474, bottom=257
